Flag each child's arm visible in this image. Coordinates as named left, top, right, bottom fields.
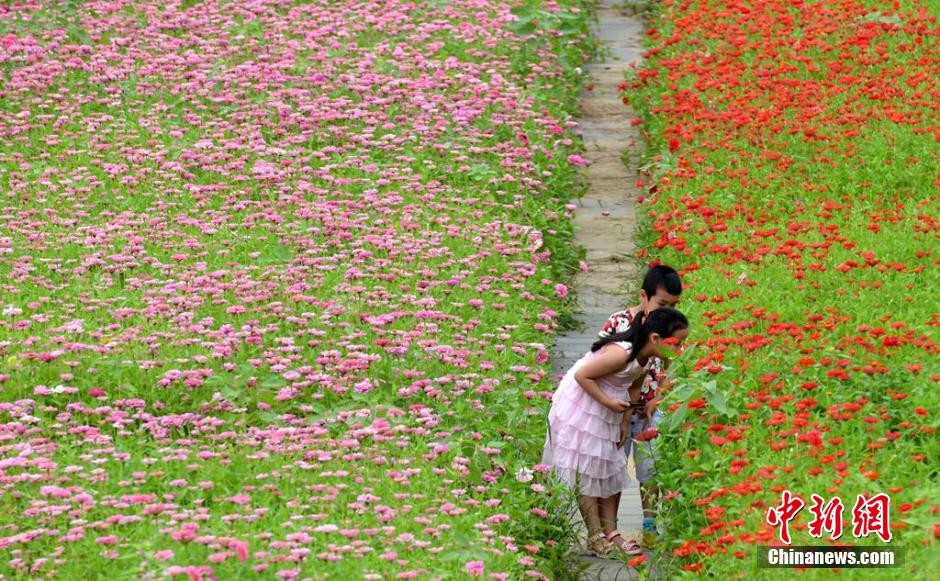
left=627, top=373, right=646, bottom=404
left=573, top=346, right=632, bottom=413
left=622, top=375, right=645, bottom=426
left=618, top=374, right=647, bottom=448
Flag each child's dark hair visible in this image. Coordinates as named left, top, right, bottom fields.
left=591, top=307, right=689, bottom=360
left=643, top=264, right=682, bottom=298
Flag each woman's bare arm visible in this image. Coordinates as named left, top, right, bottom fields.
left=573, top=345, right=632, bottom=413
left=621, top=374, right=646, bottom=431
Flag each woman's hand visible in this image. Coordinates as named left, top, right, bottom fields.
left=604, top=398, right=632, bottom=413
left=617, top=421, right=631, bottom=449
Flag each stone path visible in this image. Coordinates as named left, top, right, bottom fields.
left=551, top=2, right=648, bottom=580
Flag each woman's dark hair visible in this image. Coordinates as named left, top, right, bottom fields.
left=642, top=264, right=682, bottom=298
left=591, top=306, right=689, bottom=361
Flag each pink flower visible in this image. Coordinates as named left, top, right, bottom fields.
left=554, top=284, right=568, bottom=298
left=39, top=486, right=71, bottom=498
left=566, top=153, right=590, bottom=167
left=466, top=560, right=485, bottom=577
left=234, top=541, right=249, bottom=561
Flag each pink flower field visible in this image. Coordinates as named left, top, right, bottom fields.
left=0, top=1, right=594, bottom=578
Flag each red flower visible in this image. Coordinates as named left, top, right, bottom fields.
left=687, top=399, right=706, bottom=410
left=635, top=428, right=658, bottom=442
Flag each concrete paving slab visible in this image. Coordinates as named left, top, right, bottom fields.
left=548, top=2, right=657, bottom=579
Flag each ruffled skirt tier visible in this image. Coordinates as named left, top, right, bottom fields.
left=541, top=357, right=630, bottom=498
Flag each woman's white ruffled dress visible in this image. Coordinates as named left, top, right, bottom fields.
left=542, top=342, right=649, bottom=498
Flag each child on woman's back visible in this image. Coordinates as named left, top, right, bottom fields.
left=542, top=307, right=689, bottom=558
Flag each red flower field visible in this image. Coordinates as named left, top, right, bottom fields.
left=624, top=0, right=938, bottom=577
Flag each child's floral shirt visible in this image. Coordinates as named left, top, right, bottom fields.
left=598, top=309, right=661, bottom=402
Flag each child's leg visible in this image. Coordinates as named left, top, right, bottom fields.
left=635, top=409, right=662, bottom=537
left=609, top=407, right=634, bottom=532
left=597, top=493, right=620, bottom=534
left=639, top=473, right=659, bottom=545
left=636, top=440, right=657, bottom=520
left=601, top=492, right=644, bottom=556
left=641, top=482, right=658, bottom=518
left=578, top=495, right=602, bottom=535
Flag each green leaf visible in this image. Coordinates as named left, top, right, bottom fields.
left=257, top=411, right=279, bottom=424
left=661, top=380, right=697, bottom=403
left=466, top=465, right=481, bottom=484
left=203, top=375, right=227, bottom=387
left=705, top=388, right=730, bottom=416
left=440, top=547, right=486, bottom=562
left=558, top=19, right=582, bottom=36
left=668, top=344, right=697, bottom=371
left=509, top=5, right=536, bottom=18
left=510, top=21, right=537, bottom=35
left=861, top=12, right=902, bottom=26
left=221, top=386, right=242, bottom=402
left=659, top=402, right=689, bottom=432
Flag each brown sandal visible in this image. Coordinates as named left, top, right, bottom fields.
left=605, top=530, right=644, bottom=557
left=586, top=532, right=610, bottom=558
